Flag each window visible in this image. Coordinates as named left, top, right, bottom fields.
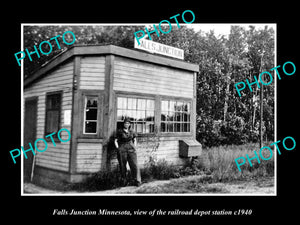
left=83, top=96, right=99, bottom=134
left=161, top=100, right=191, bottom=133
left=45, top=92, right=61, bottom=136
left=117, top=97, right=155, bottom=134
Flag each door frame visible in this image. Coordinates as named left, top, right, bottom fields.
left=23, top=96, right=38, bottom=182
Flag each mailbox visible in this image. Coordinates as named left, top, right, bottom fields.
left=179, top=139, right=202, bottom=158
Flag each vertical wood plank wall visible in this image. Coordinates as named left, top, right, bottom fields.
left=23, top=60, right=74, bottom=172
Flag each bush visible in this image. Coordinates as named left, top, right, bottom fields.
left=219, top=113, right=248, bottom=145
left=141, top=159, right=180, bottom=181
left=196, top=114, right=225, bottom=147
left=196, top=112, right=260, bottom=148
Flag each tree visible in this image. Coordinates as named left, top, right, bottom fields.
left=23, top=25, right=144, bottom=78
left=23, top=24, right=275, bottom=147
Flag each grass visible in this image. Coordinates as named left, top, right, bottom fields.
left=136, top=175, right=227, bottom=194
left=68, top=142, right=274, bottom=192
left=134, top=175, right=274, bottom=194
left=199, top=142, right=274, bottom=182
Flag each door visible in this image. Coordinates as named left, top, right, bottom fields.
left=23, top=97, right=37, bottom=182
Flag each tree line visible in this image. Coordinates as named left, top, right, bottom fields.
left=23, top=25, right=275, bottom=147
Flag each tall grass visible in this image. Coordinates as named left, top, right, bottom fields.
left=69, top=143, right=274, bottom=192
left=198, top=143, right=274, bottom=182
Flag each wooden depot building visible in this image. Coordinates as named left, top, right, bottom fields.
left=23, top=44, right=202, bottom=187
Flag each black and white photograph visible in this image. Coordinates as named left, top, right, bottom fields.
left=21, top=23, right=276, bottom=195
left=3, top=5, right=298, bottom=224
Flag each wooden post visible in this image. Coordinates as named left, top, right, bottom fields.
left=69, top=56, right=81, bottom=174
left=102, top=54, right=115, bottom=171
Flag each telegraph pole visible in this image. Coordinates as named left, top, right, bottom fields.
left=260, top=77, right=263, bottom=148
left=259, top=46, right=265, bottom=148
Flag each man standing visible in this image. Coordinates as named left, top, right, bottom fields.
left=114, top=118, right=141, bottom=186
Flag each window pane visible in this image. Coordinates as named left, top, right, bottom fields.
left=175, top=112, right=182, bottom=122
left=46, top=93, right=61, bottom=135
left=127, top=110, right=137, bottom=122
left=168, top=112, right=175, bottom=122
left=176, top=123, right=182, bottom=132
left=47, top=94, right=61, bottom=109
left=161, top=100, right=168, bottom=111
left=85, top=121, right=97, bottom=133
left=183, top=102, right=190, bottom=112
left=128, top=98, right=136, bottom=110
left=117, top=109, right=124, bottom=121
left=183, top=113, right=190, bottom=122
left=84, top=96, right=98, bottom=135
left=146, top=122, right=154, bottom=133
left=146, top=99, right=154, bottom=110
left=176, top=101, right=183, bottom=112
left=86, top=108, right=97, bottom=120
left=169, top=101, right=175, bottom=112
left=161, top=122, right=166, bottom=132
left=117, top=97, right=154, bottom=134
left=137, top=110, right=145, bottom=121
left=86, top=97, right=98, bottom=108
left=46, top=110, right=59, bottom=133
left=117, top=97, right=127, bottom=109
left=183, top=123, right=190, bottom=132
left=131, top=110, right=137, bottom=122
left=146, top=111, right=154, bottom=121
left=161, top=112, right=167, bottom=121
left=137, top=99, right=146, bottom=110
left=167, top=123, right=174, bottom=132
left=136, top=122, right=143, bottom=133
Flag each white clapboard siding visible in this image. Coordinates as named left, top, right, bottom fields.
left=79, top=56, right=106, bottom=90
left=76, top=143, right=103, bottom=173
left=114, top=56, right=194, bottom=98
left=24, top=60, right=74, bottom=172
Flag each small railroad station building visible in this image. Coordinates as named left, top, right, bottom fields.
left=23, top=44, right=202, bottom=187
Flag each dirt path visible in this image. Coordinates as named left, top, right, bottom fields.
left=24, top=175, right=274, bottom=195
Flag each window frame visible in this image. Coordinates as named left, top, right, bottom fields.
left=160, top=97, right=193, bottom=136
left=79, top=91, right=103, bottom=139
left=115, top=92, right=193, bottom=138
left=44, top=91, right=63, bottom=141
left=115, top=94, right=156, bottom=136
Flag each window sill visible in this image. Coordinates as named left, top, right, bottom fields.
left=159, top=132, right=192, bottom=137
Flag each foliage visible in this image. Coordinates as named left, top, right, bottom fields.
left=68, top=143, right=274, bottom=192
left=142, top=159, right=180, bottom=181
left=24, top=25, right=275, bottom=147
left=197, top=143, right=274, bottom=182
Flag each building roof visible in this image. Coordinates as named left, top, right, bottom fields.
left=24, top=45, right=199, bottom=87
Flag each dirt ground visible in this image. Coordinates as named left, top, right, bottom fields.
left=24, top=175, right=275, bottom=195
